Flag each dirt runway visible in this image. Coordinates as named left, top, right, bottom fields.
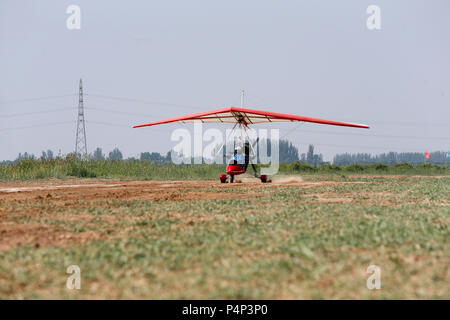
left=0, top=177, right=361, bottom=203
left=0, top=178, right=366, bottom=251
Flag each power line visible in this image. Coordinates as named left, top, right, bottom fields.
left=85, top=93, right=207, bottom=111
left=280, top=122, right=305, bottom=140
left=280, top=127, right=450, bottom=141
left=1, top=92, right=448, bottom=127
left=0, top=94, right=77, bottom=105
left=1, top=91, right=448, bottom=145
left=360, top=120, right=450, bottom=127
left=2, top=92, right=449, bottom=127
left=86, top=120, right=170, bottom=134
left=0, top=107, right=76, bottom=118
left=87, top=111, right=450, bottom=141
left=0, top=121, right=75, bottom=131
left=86, top=120, right=131, bottom=128
left=85, top=105, right=155, bottom=118
left=1, top=109, right=448, bottom=142
left=294, top=141, right=437, bottom=153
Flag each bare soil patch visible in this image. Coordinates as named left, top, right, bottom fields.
left=0, top=178, right=367, bottom=250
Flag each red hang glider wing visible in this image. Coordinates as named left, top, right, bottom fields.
left=133, top=107, right=369, bottom=129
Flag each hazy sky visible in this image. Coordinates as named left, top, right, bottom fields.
left=1, top=0, right=449, bottom=161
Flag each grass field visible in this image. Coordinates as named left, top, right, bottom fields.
left=0, top=171, right=448, bottom=299
left=1, top=158, right=449, bottom=181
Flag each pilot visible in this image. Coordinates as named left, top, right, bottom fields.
left=233, top=143, right=250, bottom=170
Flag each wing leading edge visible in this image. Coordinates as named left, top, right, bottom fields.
left=133, top=106, right=369, bottom=129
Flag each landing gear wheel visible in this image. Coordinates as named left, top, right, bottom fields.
left=230, top=175, right=235, bottom=183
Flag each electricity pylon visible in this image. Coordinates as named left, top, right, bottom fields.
left=75, top=79, right=87, bottom=159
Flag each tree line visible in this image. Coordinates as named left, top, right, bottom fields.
left=333, top=151, right=449, bottom=165
left=1, top=142, right=448, bottom=166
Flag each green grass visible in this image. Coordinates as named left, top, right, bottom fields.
left=0, top=159, right=448, bottom=181
left=0, top=175, right=448, bottom=299
left=0, top=159, right=226, bottom=181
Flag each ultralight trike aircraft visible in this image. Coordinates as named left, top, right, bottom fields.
left=133, top=104, right=369, bottom=183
